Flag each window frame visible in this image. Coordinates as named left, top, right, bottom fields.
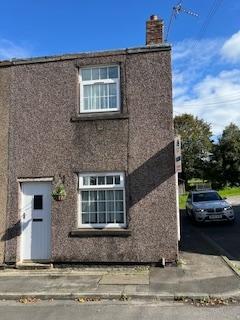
left=78, top=172, right=126, bottom=229
left=79, top=65, right=120, bottom=114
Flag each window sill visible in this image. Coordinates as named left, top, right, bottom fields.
left=69, top=228, right=131, bottom=237
left=71, top=112, right=129, bottom=122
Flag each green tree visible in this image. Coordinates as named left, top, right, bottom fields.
left=174, top=114, right=213, bottom=183
left=218, top=123, right=240, bottom=186
left=205, top=143, right=225, bottom=189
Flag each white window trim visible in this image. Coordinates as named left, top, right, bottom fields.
left=78, top=172, right=126, bottom=229
left=79, top=65, right=120, bottom=114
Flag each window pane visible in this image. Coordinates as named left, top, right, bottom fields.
left=90, top=212, right=97, bottom=223
left=109, top=83, right=116, bottom=96
left=83, top=98, right=89, bottom=110
left=82, top=191, right=89, bottom=201
left=115, top=190, right=123, bottom=200
left=104, top=97, right=108, bottom=108
left=100, top=67, right=107, bottom=79
left=98, top=190, right=105, bottom=201
left=116, top=212, right=124, bottom=223
left=82, top=202, right=89, bottom=213
left=98, top=176, right=105, bottom=185
left=83, top=177, right=89, bottom=186
left=83, top=85, right=91, bottom=98
left=100, top=84, right=108, bottom=96
left=82, top=213, right=89, bottom=224
left=99, top=212, right=106, bottom=223
left=109, top=96, right=117, bottom=108
left=107, top=201, right=114, bottom=212
left=98, top=201, right=106, bottom=212
left=106, top=190, right=114, bottom=200
left=107, top=212, right=114, bottom=223
left=90, top=177, right=97, bottom=185
left=81, top=69, right=91, bottom=81
left=100, top=97, right=105, bottom=109
left=89, top=191, right=97, bottom=201
left=34, top=195, right=43, bottom=210
left=106, top=176, right=114, bottom=185
left=92, top=84, right=101, bottom=109
left=92, top=68, right=99, bottom=80
left=108, top=66, right=118, bottom=78
left=96, top=97, right=100, bottom=108
left=115, top=176, right=120, bottom=185
left=116, top=201, right=123, bottom=212
left=90, top=202, right=97, bottom=212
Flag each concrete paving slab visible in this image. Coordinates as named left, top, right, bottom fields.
left=0, top=275, right=102, bottom=293
left=100, top=274, right=149, bottom=285
left=95, top=285, right=125, bottom=294
left=122, top=285, right=150, bottom=294
left=180, top=251, right=235, bottom=279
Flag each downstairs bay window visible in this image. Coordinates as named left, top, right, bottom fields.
left=78, top=172, right=126, bottom=228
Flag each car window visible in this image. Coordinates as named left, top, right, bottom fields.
left=193, top=192, right=222, bottom=202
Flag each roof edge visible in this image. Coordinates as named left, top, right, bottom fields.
left=0, top=44, right=171, bottom=67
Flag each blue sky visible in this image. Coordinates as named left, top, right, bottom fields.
left=0, top=0, right=240, bottom=135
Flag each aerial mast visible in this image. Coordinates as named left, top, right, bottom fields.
left=166, top=2, right=199, bottom=41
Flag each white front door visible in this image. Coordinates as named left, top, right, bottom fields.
left=21, top=181, right=52, bottom=261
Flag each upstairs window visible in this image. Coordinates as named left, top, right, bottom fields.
left=80, top=66, right=120, bottom=113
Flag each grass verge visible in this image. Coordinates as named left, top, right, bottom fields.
left=179, top=187, right=240, bottom=209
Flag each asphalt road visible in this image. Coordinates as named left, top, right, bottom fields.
left=180, top=201, right=240, bottom=261
left=0, top=301, right=240, bottom=320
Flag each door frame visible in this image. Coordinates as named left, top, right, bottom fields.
left=19, top=177, right=53, bottom=262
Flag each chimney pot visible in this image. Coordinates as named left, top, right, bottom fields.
left=150, top=14, right=158, bottom=21
left=146, top=15, right=164, bottom=45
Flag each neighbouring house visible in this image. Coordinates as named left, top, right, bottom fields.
left=0, top=15, right=178, bottom=265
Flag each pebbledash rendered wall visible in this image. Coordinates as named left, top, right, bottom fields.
left=0, top=67, right=11, bottom=264
left=2, top=45, right=178, bottom=264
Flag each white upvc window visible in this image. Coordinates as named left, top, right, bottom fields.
left=79, top=65, right=120, bottom=113
left=78, top=172, right=126, bottom=228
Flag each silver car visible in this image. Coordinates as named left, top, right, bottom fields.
left=186, top=190, right=235, bottom=223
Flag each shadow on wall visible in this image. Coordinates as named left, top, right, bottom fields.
left=1, top=141, right=175, bottom=241
left=128, top=141, right=175, bottom=207
left=1, top=220, right=30, bottom=241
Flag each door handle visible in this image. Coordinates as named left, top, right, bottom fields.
left=23, top=212, right=26, bottom=219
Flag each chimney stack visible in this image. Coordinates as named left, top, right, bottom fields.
left=146, top=15, right=164, bottom=45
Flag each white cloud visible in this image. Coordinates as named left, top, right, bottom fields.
left=172, top=38, right=224, bottom=98
left=221, top=30, right=240, bottom=63
left=174, top=69, right=240, bottom=136
left=173, top=31, right=240, bottom=136
left=0, top=39, right=31, bottom=60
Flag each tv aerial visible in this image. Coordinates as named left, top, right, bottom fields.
left=166, top=2, right=199, bottom=41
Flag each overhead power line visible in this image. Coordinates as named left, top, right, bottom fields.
left=174, top=98, right=240, bottom=108
left=174, top=91, right=240, bottom=101
left=191, top=0, right=224, bottom=50
left=196, top=0, right=224, bottom=40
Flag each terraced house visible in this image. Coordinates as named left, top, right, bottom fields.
left=0, top=16, right=178, bottom=266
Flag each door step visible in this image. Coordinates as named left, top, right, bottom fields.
left=16, top=262, right=53, bottom=270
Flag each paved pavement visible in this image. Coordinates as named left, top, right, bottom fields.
left=1, top=301, right=240, bottom=320
left=0, top=195, right=239, bottom=301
